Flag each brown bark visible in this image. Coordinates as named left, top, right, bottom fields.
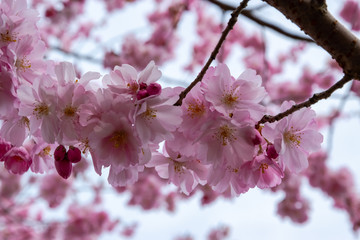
left=262, top=0, right=360, bottom=79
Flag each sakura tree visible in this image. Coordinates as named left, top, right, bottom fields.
left=0, top=0, right=360, bottom=239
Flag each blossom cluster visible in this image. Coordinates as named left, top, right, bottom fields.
left=0, top=0, right=323, bottom=198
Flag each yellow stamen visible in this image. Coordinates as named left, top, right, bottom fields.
left=141, top=108, right=157, bottom=121
left=214, top=124, right=237, bottom=146
left=221, top=91, right=239, bottom=108
left=259, top=163, right=269, bottom=174
left=1, top=30, right=16, bottom=43
left=33, top=103, right=49, bottom=119
left=15, top=57, right=31, bottom=71
left=187, top=100, right=205, bottom=118
left=284, top=127, right=302, bottom=147
left=19, top=117, right=30, bottom=130
left=63, top=105, right=77, bottom=117
left=110, top=130, right=128, bottom=148
left=80, top=138, right=90, bottom=154
left=38, top=146, right=52, bottom=157
left=127, top=82, right=139, bottom=93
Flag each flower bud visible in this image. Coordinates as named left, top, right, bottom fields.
left=139, top=82, right=148, bottom=90
left=68, top=146, right=81, bottom=163
left=55, top=159, right=72, bottom=179
left=136, top=89, right=149, bottom=100
left=266, top=144, right=278, bottom=159
left=147, top=83, right=161, bottom=96
left=54, top=145, right=66, bottom=162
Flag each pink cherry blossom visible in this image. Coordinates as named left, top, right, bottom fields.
left=262, top=101, right=323, bottom=173
left=55, top=62, right=100, bottom=145
left=201, top=64, right=266, bottom=122
left=88, top=109, right=141, bottom=175
left=197, top=117, right=256, bottom=168
left=104, top=60, right=162, bottom=99
left=25, top=139, right=54, bottom=173
left=239, top=155, right=283, bottom=189
left=3, top=146, right=32, bottom=174
left=108, top=164, right=142, bottom=187
left=17, top=74, right=59, bottom=143
left=179, top=83, right=215, bottom=140
left=148, top=142, right=208, bottom=195
left=135, top=87, right=182, bottom=143
left=207, top=162, right=249, bottom=196
left=0, top=109, right=29, bottom=146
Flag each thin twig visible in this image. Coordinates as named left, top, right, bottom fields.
left=206, top=0, right=314, bottom=43
left=174, top=0, right=250, bottom=106
left=257, top=74, right=353, bottom=126
left=50, top=46, right=102, bottom=64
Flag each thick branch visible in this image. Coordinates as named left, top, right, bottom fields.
left=174, top=0, right=250, bottom=106
left=206, top=0, right=313, bottom=43
left=262, top=0, right=360, bottom=79
left=257, top=74, right=353, bottom=126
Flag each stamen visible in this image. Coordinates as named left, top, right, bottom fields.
left=214, top=124, right=237, bottom=146
left=33, top=103, right=49, bottom=118
left=15, top=57, right=31, bottom=71
left=19, top=117, right=30, bottom=130
left=1, top=30, right=17, bottom=43
left=39, top=146, right=52, bottom=157
left=221, top=89, right=239, bottom=108
left=284, top=127, right=302, bottom=147
left=80, top=138, right=90, bottom=154
left=63, top=105, right=77, bottom=117
left=187, top=99, right=205, bottom=118
left=259, top=163, right=269, bottom=174
left=110, top=130, right=128, bottom=148
left=141, top=108, right=157, bottom=121
left=173, top=160, right=185, bottom=174
left=127, top=81, right=139, bottom=93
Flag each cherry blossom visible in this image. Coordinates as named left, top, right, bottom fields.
left=148, top=142, right=208, bottom=195
left=17, top=74, right=59, bottom=143
left=201, top=64, right=266, bottom=121
left=262, top=101, right=323, bottom=173
left=3, top=146, right=32, bottom=174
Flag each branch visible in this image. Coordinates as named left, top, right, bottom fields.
left=50, top=46, right=102, bottom=64
left=174, top=0, right=250, bottom=106
left=206, top=0, right=314, bottom=43
left=262, top=0, right=360, bottom=79
left=257, top=74, right=353, bottom=126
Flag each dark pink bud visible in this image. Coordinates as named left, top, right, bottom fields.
left=136, top=89, right=149, bottom=100
left=139, top=82, right=148, bottom=90
left=45, top=7, right=57, bottom=18
left=55, top=159, right=72, bottom=179
left=68, top=146, right=81, bottom=163
left=147, top=83, right=161, bottom=96
left=54, top=145, right=66, bottom=162
left=266, top=144, right=278, bottom=159
left=252, top=131, right=262, bottom=145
